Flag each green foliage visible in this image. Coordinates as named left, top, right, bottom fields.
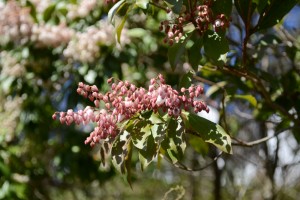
left=1, top=0, right=300, bottom=198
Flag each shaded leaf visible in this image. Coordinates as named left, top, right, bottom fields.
left=187, top=35, right=203, bottom=70
left=188, top=134, right=209, bottom=156
left=211, top=0, right=233, bottom=18
left=168, top=33, right=192, bottom=71
left=181, top=111, right=232, bottom=154
left=43, top=4, right=56, bottom=22
left=256, top=0, right=298, bottom=31
left=164, top=0, right=183, bottom=14
left=203, top=30, right=229, bottom=65
left=179, top=71, right=194, bottom=89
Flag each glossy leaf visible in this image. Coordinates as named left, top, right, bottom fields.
left=181, top=111, right=232, bottom=154
left=108, top=0, right=126, bottom=25
left=234, top=0, right=256, bottom=22
left=168, top=34, right=191, bottom=71
left=187, top=36, right=203, bottom=70
left=203, top=30, right=229, bottom=65
left=256, top=0, right=298, bottom=31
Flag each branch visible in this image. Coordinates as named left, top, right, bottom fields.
left=161, top=151, right=223, bottom=171
left=232, top=135, right=275, bottom=147
left=219, top=65, right=300, bottom=126
left=149, top=2, right=168, bottom=12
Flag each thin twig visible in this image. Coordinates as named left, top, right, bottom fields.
left=161, top=151, right=223, bottom=172
left=232, top=135, right=275, bottom=147
left=149, top=2, right=168, bottom=11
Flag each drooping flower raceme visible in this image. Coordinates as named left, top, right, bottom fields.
left=53, top=74, right=209, bottom=147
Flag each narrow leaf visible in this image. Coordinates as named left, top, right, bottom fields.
left=108, top=0, right=126, bottom=25
left=43, top=4, right=56, bottom=22
left=227, top=94, right=257, bottom=107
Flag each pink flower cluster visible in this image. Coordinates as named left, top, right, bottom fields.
left=53, top=74, right=209, bottom=147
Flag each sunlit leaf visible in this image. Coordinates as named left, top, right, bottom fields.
left=111, top=131, right=131, bottom=174
left=181, top=111, right=232, bottom=154
left=136, top=0, right=149, bottom=9
left=108, top=0, right=126, bottom=25
left=226, top=94, right=257, bottom=107
left=161, top=118, right=186, bottom=163
left=138, top=135, right=158, bottom=170
left=131, top=121, right=152, bottom=150
left=151, top=123, right=166, bottom=143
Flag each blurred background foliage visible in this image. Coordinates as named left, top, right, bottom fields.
left=0, top=0, right=300, bottom=199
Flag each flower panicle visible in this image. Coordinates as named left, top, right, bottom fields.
left=53, top=74, right=209, bottom=147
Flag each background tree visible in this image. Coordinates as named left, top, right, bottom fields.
left=1, top=0, right=300, bottom=199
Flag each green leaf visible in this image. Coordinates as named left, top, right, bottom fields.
left=168, top=33, right=191, bottom=71
left=203, top=30, right=229, bottom=65
left=136, top=0, right=149, bottom=9
left=234, top=0, right=256, bottom=22
left=161, top=118, right=186, bottom=163
left=187, top=36, right=203, bottom=70
left=188, top=134, right=209, bottom=156
left=124, top=141, right=133, bottom=188
left=99, top=139, right=113, bottom=167
left=43, top=4, right=56, bottom=22
left=149, top=112, right=165, bottom=124
left=181, top=111, right=232, bottom=154
left=131, top=121, right=152, bottom=150
left=256, top=0, right=298, bottom=31
left=164, top=0, right=183, bottom=14
left=179, top=71, right=194, bottom=89
left=138, top=135, right=158, bottom=171
left=211, top=0, right=233, bottom=18
left=25, top=0, right=38, bottom=23
left=151, top=124, right=166, bottom=143
left=108, top=0, right=126, bottom=25
left=116, top=5, right=134, bottom=43
left=206, top=81, right=227, bottom=97
left=227, top=94, right=257, bottom=107
left=111, top=131, right=131, bottom=174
